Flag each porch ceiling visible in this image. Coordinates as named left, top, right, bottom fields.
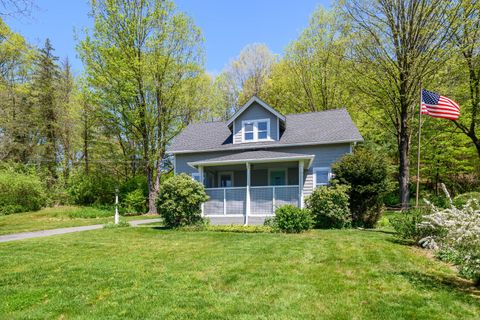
left=188, top=150, right=314, bottom=169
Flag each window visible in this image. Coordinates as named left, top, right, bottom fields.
left=244, top=122, right=254, bottom=141
left=191, top=172, right=201, bottom=182
left=218, top=172, right=233, bottom=187
left=313, top=167, right=331, bottom=186
left=242, top=119, right=270, bottom=142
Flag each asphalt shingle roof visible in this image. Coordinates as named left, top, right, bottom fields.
left=169, top=108, right=363, bottom=153
left=190, top=150, right=314, bottom=165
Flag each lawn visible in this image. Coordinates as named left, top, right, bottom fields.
left=0, top=227, right=478, bottom=319
left=0, top=206, right=158, bottom=235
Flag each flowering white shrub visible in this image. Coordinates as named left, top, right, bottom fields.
left=419, top=199, right=480, bottom=284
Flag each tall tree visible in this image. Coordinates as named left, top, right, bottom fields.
left=450, top=1, right=480, bottom=157
left=344, top=0, right=457, bottom=208
left=79, top=0, right=204, bottom=213
left=264, top=6, right=352, bottom=113
left=31, top=38, right=59, bottom=186
left=216, top=43, right=277, bottom=114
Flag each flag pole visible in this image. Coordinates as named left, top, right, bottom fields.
left=415, top=83, right=422, bottom=208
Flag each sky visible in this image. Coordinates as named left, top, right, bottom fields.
left=5, top=0, right=331, bottom=75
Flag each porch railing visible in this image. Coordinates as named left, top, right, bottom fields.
left=204, top=185, right=299, bottom=217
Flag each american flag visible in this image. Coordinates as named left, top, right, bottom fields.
left=421, top=89, right=460, bottom=120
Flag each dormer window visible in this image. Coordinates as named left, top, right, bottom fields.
left=242, top=119, right=270, bottom=142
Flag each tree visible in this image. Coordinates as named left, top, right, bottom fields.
left=264, top=6, right=352, bottom=113
left=450, top=1, right=480, bottom=157
left=216, top=43, right=277, bottom=114
left=78, top=0, right=205, bottom=213
left=343, top=0, right=457, bottom=208
left=31, top=38, right=60, bottom=186
left=0, top=18, right=35, bottom=162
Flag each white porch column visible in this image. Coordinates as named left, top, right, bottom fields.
left=245, top=162, right=251, bottom=225
left=298, top=161, right=304, bottom=208
left=199, top=166, right=205, bottom=217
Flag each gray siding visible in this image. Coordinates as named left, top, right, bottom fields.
left=175, top=143, right=351, bottom=196
left=233, top=102, right=279, bottom=144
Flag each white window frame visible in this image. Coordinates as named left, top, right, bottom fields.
left=218, top=171, right=234, bottom=188
left=241, top=118, right=271, bottom=143
left=191, top=172, right=201, bottom=182
left=268, top=168, right=287, bottom=186
left=313, top=167, right=332, bottom=186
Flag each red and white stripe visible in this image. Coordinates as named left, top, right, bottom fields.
left=421, top=96, right=460, bottom=120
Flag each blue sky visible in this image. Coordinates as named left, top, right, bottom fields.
left=5, top=0, right=331, bottom=75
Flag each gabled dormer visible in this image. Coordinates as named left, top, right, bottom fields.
left=227, top=96, right=286, bottom=144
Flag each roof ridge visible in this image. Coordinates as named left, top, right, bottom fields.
left=286, top=108, right=347, bottom=117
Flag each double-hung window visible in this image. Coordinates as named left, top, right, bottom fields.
left=242, top=119, right=270, bottom=142
left=313, top=167, right=331, bottom=186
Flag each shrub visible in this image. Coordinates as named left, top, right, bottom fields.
left=270, top=205, right=313, bottom=233
left=419, top=200, right=480, bottom=285
left=305, top=185, right=351, bottom=228
left=123, top=189, right=147, bottom=215
left=390, top=208, right=434, bottom=242
left=156, top=173, right=208, bottom=228
left=119, top=176, right=148, bottom=201
left=453, top=192, right=480, bottom=210
left=68, top=171, right=116, bottom=206
left=0, top=171, right=46, bottom=215
left=332, top=148, right=390, bottom=228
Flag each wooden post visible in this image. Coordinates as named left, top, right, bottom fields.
left=299, top=161, right=304, bottom=208
left=245, top=162, right=251, bottom=225
left=415, top=85, right=423, bottom=207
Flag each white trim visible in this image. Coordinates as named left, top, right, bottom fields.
left=250, top=185, right=298, bottom=189
left=233, top=121, right=236, bottom=144
left=168, top=139, right=363, bottom=155
left=313, top=167, right=332, bottom=186
left=173, top=155, right=176, bottom=174
left=188, top=155, right=314, bottom=169
left=191, top=172, right=200, bottom=181
left=268, top=168, right=287, bottom=186
left=276, top=117, right=280, bottom=140
left=205, top=186, right=245, bottom=191
left=241, top=118, right=272, bottom=143
left=299, top=161, right=304, bottom=208
left=245, top=162, right=251, bottom=225
left=218, top=171, right=234, bottom=188
left=226, top=96, right=286, bottom=126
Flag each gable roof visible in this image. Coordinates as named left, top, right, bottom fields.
left=169, top=108, right=363, bottom=154
left=226, top=96, right=286, bottom=126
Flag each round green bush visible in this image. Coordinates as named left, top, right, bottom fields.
left=0, top=171, right=46, bottom=215
left=156, top=173, right=208, bottom=228
left=453, top=192, right=480, bottom=210
left=332, top=148, right=389, bottom=228
left=305, top=185, right=351, bottom=228
left=271, top=205, right=313, bottom=233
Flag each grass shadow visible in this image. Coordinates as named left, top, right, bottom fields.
left=394, top=270, right=479, bottom=298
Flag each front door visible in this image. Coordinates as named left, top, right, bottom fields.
left=270, top=170, right=286, bottom=186
left=219, top=172, right=233, bottom=187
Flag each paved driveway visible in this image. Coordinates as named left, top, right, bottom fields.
left=0, top=218, right=162, bottom=243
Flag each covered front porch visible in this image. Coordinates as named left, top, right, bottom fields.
left=188, top=151, right=314, bottom=225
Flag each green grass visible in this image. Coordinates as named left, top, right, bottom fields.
left=0, top=206, right=158, bottom=235
left=0, top=227, right=478, bottom=319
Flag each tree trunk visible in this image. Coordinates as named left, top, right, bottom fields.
left=146, top=164, right=158, bottom=214
left=398, top=115, right=410, bottom=209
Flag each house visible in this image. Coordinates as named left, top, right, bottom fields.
left=169, top=96, right=363, bottom=225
